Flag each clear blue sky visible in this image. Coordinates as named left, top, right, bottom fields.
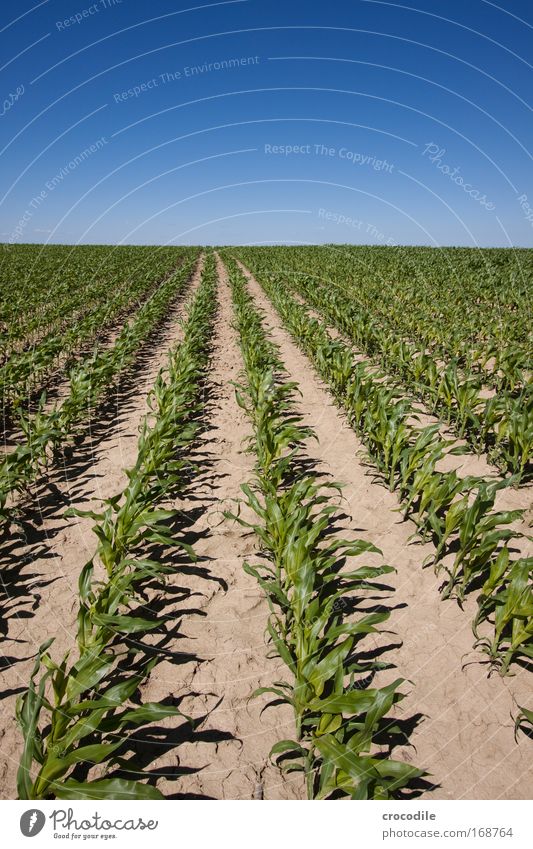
left=1, top=0, right=532, bottom=246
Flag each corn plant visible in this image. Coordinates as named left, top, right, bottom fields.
left=1, top=247, right=197, bottom=415
left=474, top=554, right=533, bottom=674
left=513, top=704, right=533, bottom=741
left=435, top=480, right=523, bottom=600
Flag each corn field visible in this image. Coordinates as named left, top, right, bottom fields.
left=0, top=243, right=531, bottom=801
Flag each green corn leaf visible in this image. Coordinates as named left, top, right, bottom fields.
left=52, top=778, right=165, bottom=800
left=91, top=614, right=160, bottom=634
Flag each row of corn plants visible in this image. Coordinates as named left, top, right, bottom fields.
left=16, top=254, right=218, bottom=800
left=227, top=255, right=532, bottom=676
left=225, top=256, right=423, bottom=799
left=235, top=249, right=532, bottom=482
left=1, top=249, right=195, bottom=416
left=0, top=254, right=200, bottom=528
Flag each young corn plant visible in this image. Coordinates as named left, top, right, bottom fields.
left=1, top=247, right=197, bottom=415
left=244, top=248, right=530, bottom=480
left=474, top=553, right=533, bottom=674
left=396, top=424, right=445, bottom=515
left=513, top=703, right=533, bottom=741
left=436, top=480, right=524, bottom=601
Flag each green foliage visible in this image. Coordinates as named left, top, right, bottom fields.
left=513, top=703, right=533, bottom=741
left=0, top=245, right=198, bottom=412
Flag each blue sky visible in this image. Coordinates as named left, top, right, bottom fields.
left=1, top=0, right=532, bottom=246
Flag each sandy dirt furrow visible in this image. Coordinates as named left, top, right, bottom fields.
left=0, top=256, right=204, bottom=797
left=136, top=255, right=304, bottom=800
left=234, top=258, right=533, bottom=801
